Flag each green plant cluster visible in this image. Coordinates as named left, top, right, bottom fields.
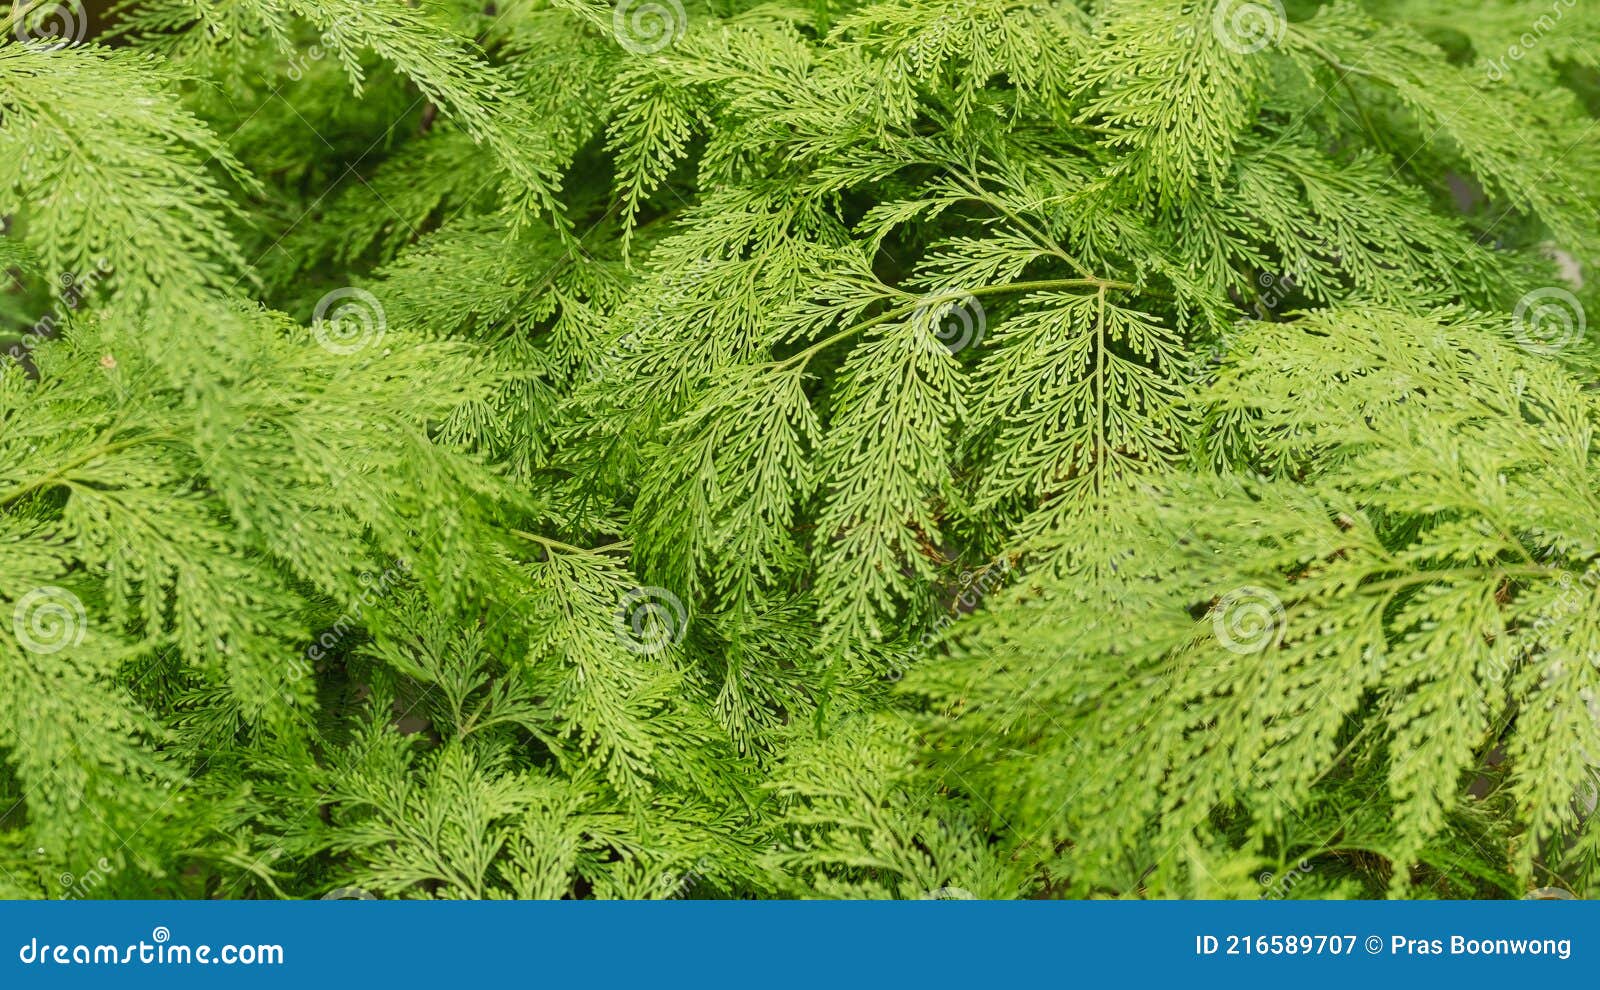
left=2, top=0, right=1599, bottom=899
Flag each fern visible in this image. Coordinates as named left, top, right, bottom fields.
left=0, top=0, right=1597, bottom=900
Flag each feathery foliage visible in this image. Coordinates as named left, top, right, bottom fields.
left=0, top=0, right=1597, bottom=899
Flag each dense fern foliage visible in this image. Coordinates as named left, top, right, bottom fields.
left=1, top=0, right=1598, bottom=899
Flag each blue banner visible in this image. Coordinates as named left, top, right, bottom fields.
left=0, top=900, right=1590, bottom=987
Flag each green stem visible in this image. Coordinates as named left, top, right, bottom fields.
left=510, top=529, right=632, bottom=557
left=1286, top=29, right=1380, bottom=80
left=0, top=433, right=172, bottom=508
left=1092, top=286, right=1106, bottom=501
left=1355, top=564, right=1551, bottom=600
left=0, top=2, right=38, bottom=40
left=949, top=171, right=1102, bottom=280
left=778, top=277, right=1136, bottom=370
